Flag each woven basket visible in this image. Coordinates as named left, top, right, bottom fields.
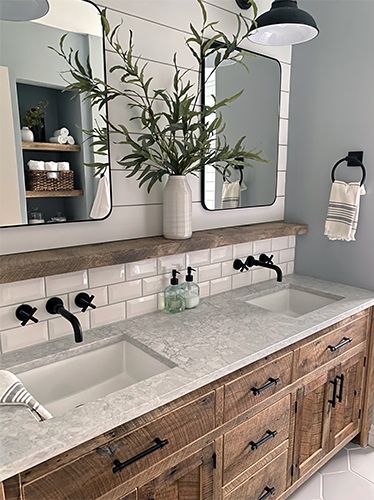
left=26, top=171, right=74, bottom=191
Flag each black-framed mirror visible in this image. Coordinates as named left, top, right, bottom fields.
left=0, top=0, right=111, bottom=228
left=201, top=47, right=281, bottom=211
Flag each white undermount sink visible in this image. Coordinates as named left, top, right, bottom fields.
left=18, top=341, right=172, bottom=418
left=245, top=287, right=343, bottom=318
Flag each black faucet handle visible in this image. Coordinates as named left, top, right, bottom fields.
left=259, top=253, right=274, bottom=265
left=75, top=292, right=96, bottom=312
left=16, top=304, right=39, bottom=327
left=233, top=259, right=248, bottom=272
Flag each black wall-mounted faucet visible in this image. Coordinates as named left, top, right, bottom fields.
left=15, top=304, right=39, bottom=326
left=46, top=297, right=83, bottom=343
left=233, top=253, right=283, bottom=282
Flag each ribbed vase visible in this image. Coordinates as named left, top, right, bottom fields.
left=163, top=175, right=192, bottom=240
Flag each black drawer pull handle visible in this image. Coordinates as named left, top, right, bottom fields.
left=249, top=430, right=278, bottom=451
left=258, top=486, right=276, bottom=500
left=251, top=377, right=280, bottom=396
left=112, top=438, right=168, bottom=473
left=337, top=374, right=345, bottom=403
left=329, top=378, right=338, bottom=408
left=328, top=337, right=352, bottom=352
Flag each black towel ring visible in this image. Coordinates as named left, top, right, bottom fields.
left=331, top=155, right=366, bottom=186
left=223, top=164, right=244, bottom=185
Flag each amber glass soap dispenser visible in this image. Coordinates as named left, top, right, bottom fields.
left=164, top=269, right=185, bottom=313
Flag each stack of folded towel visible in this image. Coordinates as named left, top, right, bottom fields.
left=0, top=370, right=52, bottom=421
left=28, top=160, right=70, bottom=172
left=49, top=127, right=75, bottom=145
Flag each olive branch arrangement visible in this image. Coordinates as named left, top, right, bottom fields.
left=51, top=0, right=266, bottom=191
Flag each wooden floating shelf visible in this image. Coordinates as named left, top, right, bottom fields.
left=22, top=142, right=80, bottom=152
left=25, top=190, right=83, bottom=199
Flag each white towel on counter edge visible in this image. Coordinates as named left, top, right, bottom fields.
left=90, top=173, right=111, bottom=219
left=221, top=180, right=241, bottom=209
left=324, top=181, right=366, bottom=241
left=0, top=370, right=52, bottom=421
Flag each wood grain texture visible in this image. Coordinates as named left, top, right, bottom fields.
left=223, top=395, right=290, bottom=485
left=224, top=352, right=293, bottom=422
left=0, top=222, right=308, bottom=283
left=22, top=142, right=80, bottom=152
left=359, top=307, right=374, bottom=446
left=25, top=190, right=83, bottom=198
left=224, top=450, right=288, bottom=500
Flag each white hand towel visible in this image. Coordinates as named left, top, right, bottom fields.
left=44, top=161, right=58, bottom=171
left=0, top=370, right=52, bottom=421
left=49, top=136, right=68, bottom=144
left=27, top=160, right=45, bottom=171
left=66, top=135, right=75, bottom=145
left=53, top=128, right=69, bottom=137
left=221, top=180, right=241, bottom=209
left=57, top=162, right=70, bottom=171
left=324, top=181, right=366, bottom=241
left=90, top=174, right=111, bottom=219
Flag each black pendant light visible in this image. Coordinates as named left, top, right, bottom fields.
left=236, top=0, right=319, bottom=46
left=0, top=0, right=49, bottom=21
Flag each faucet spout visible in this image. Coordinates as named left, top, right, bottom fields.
left=46, top=297, right=83, bottom=343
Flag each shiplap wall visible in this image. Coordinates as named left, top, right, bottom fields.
left=0, top=0, right=291, bottom=255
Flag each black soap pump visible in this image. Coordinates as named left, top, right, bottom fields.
left=164, top=269, right=185, bottom=313
left=181, top=267, right=200, bottom=309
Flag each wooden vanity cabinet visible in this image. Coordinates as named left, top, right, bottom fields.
left=2, top=308, right=373, bottom=500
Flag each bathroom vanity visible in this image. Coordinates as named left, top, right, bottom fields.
left=1, top=276, right=373, bottom=500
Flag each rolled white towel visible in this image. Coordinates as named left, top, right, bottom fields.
left=66, top=135, right=75, bottom=145
left=28, top=160, right=45, bottom=171
left=44, top=161, right=58, bottom=171
left=49, top=136, right=68, bottom=144
left=53, top=127, right=69, bottom=137
left=0, top=370, right=52, bottom=421
left=57, top=162, right=70, bottom=171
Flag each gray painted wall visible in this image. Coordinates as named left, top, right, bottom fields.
left=285, top=0, right=374, bottom=292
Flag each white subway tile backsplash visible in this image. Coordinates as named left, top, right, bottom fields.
left=210, top=276, right=232, bottom=295
left=210, top=245, right=233, bottom=263
left=277, top=171, right=286, bottom=196
left=199, top=281, right=210, bottom=298
left=0, top=278, right=45, bottom=307
left=252, top=268, right=271, bottom=284
left=158, top=254, right=185, bottom=274
left=143, top=275, right=169, bottom=296
left=253, top=239, right=272, bottom=255
left=271, top=237, right=290, bottom=251
left=287, top=261, right=295, bottom=275
left=233, top=242, right=253, bottom=259
left=127, top=295, right=158, bottom=319
left=68, top=287, right=108, bottom=313
left=232, top=271, right=252, bottom=289
left=198, top=263, right=221, bottom=282
left=221, top=260, right=237, bottom=277
left=288, top=235, right=296, bottom=248
left=88, top=264, right=125, bottom=288
left=49, top=313, right=90, bottom=340
left=186, top=249, right=210, bottom=267
left=90, top=302, right=126, bottom=328
left=1, top=322, right=48, bottom=353
left=46, top=271, right=88, bottom=296
left=108, top=280, right=142, bottom=303
left=279, top=248, right=296, bottom=263
left=126, top=258, right=157, bottom=280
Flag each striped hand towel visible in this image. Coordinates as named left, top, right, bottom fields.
left=0, top=370, right=52, bottom=421
left=221, top=180, right=241, bottom=209
left=324, top=181, right=366, bottom=241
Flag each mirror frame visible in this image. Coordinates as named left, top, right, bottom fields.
left=200, top=43, right=282, bottom=212
left=0, top=0, right=112, bottom=229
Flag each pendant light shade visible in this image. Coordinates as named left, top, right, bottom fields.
left=0, top=0, right=49, bottom=21
left=239, top=0, right=319, bottom=46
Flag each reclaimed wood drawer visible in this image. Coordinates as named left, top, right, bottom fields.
left=224, top=450, right=288, bottom=500
left=294, top=312, right=369, bottom=379
left=21, top=392, right=215, bottom=500
left=224, top=352, right=293, bottom=422
left=223, top=395, right=291, bottom=485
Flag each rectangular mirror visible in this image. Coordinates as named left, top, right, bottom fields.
left=0, top=0, right=111, bottom=227
left=202, top=47, right=281, bottom=211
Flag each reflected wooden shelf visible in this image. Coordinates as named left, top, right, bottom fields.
left=25, top=190, right=83, bottom=198
left=22, top=142, right=80, bottom=152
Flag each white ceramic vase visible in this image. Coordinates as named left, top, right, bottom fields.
left=163, top=175, right=192, bottom=240
left=21, top=126, right=34, bottom=142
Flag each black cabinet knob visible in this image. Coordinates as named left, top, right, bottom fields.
left=75, top=292, right=96, bottom=312
left=15, top=304, right=39, bottom=327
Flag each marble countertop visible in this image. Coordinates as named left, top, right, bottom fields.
left=1, top=274, right=373, bottom=482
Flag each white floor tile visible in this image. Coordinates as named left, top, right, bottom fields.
left=323, top=471, right=374, bottom=500
left=319, top=449, right=349, bottom=474
left=349, top=447, right=374, bottom=483
left=288, top=472, right=322, bottom=500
